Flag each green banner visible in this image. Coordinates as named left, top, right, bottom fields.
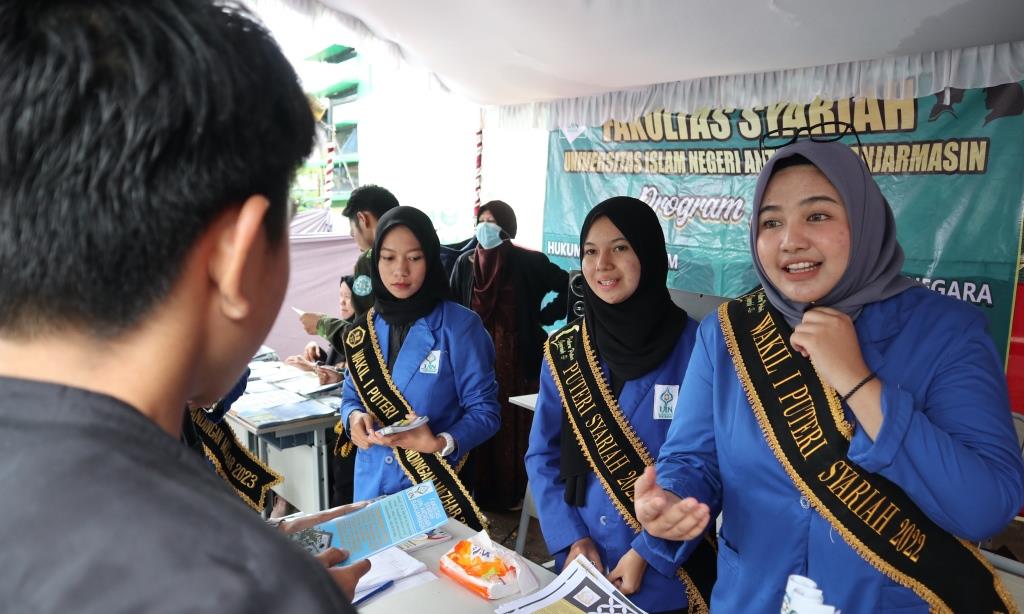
left=543, top=83, right=1024, bottom=358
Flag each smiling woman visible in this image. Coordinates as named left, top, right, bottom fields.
left=525, top=196, right=716, bottom=614
left=636, top=140, right=1024, bottom=613
left=755, top=156, right=851, bottom=305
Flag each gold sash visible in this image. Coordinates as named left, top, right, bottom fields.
left=546, top=320, right=716, bottom=613
left=188, top=407, right=282, bottom=512
left=720, top=288, right=1016, bottom=613
left=343, top=309, right=488, bottom=531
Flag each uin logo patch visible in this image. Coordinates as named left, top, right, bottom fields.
left=653, top=384, right=679, bottom=420
left=419, top=350, right=441, bottom=374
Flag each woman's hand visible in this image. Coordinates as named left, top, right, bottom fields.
left=315, top=365, right=343, bottom=386
left=284, top=354, right=316, bottom=372
left=303, top=341, right=323, bottom=363
left=566, top=537, right=603, bottom=574
left=299, top=312, right=325, bottom=335
left=789, top=307, right=870, bottom=395
left=607, top=549, right=648, bottom=595
left=348, top=411, right=378, bottom=450
left=791, top=307, right=884, bottom=439
left=367, top=413, right=444, bottom=454
left=635, top=466, right=710, bottom=541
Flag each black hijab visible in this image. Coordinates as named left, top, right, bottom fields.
left=370, top=206, right=451, bottom=326
left=580, top=196, right=687, bottom=380
left=561, top=196, right=686, bottom=507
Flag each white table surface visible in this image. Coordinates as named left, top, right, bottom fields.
left=362, top=518, right=556, bottom=614
left=508, top=394, right=538, bottom=412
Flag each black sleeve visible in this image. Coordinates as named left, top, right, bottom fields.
left=449, top=252, right=472, bottom=308
left=536, top=253, right=570, bottom=325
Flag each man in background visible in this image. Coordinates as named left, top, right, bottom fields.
left=298, top=184, right=399, bottom=348
left=0, top=1, right=366, bottom=610
left=342, top=184, right=401, bottom=316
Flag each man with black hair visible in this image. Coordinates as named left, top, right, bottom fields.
left=0, top=1, right=365, bottom=611
left=342, top=184, right=401, bottom=315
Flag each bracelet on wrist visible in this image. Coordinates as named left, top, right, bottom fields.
left=841, top=371, right=877, bottom=403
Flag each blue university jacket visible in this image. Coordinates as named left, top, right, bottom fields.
left=647, top=287, right=1024, bottom=613
left=525, top=319, right=700, bottom=613
left=341, top=301, right=500, bottom=500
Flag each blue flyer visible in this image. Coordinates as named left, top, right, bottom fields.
left=290, top=480, right=449, bottom=564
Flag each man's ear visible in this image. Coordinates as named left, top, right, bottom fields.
left=208, top=195, right=272, bottom=320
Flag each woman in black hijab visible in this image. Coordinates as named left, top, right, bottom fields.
left=525, top=197, right=711, bottom=614
left=340, top=206, right=501, bottom=511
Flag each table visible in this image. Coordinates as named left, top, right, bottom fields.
left=363, top=518, right=556, bottom=614
left=508, top=394, right=539, bottom=553
left=225, top=409, right=338, bottom=513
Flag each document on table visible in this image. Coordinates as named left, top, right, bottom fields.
left=274, top=373, right=327, bottom=395
left=352, top=547, right=436, bottom=603
left=288, top=481, right=449, bottom=564
left=494, top=556, right=648, bottom=614
left=230, top=389, right=305, bottom=414
left=261, top=363, right=310, bottom=383
left=232, top=398, right=336, bottom=429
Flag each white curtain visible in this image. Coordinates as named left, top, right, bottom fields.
left=487, top=42, right=1024, bottom=130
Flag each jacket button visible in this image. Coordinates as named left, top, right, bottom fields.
left=599, top=515, right=608, bottom=526
left=384, top=456, right=393, bottom=464
left=799, top=496, right=810, bottom=509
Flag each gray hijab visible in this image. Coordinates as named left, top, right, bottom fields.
left=750, top=140, right=918, bottom=326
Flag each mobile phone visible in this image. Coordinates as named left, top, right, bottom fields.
left=376, top=415, right=429, bottom=436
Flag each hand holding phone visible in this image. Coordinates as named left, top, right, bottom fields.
left=375, top=415, right=429, bottom=436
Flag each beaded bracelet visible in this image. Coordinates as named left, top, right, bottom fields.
left=841, top=371, right=877, bottom=403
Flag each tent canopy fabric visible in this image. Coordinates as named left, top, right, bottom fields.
left=299, top=0, right=1024, bottom=127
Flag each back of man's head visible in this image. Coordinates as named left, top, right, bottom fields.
left=341, top=185, right=399, bottom=221
left=0, top=0, right=315, bottom=339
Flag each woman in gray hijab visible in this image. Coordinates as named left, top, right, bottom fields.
left=633, top=140, right=1024, bottom=613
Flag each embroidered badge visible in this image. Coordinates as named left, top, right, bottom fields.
left=653, top=385, right=679, bottom=420
left=352, top=274, right=372, bottom=297
left=345, top=326, right=366, bottom=348
left=419, top=350, right=441, bottom=374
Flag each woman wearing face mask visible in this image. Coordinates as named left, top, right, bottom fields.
left=635, top=140, right=1024, bottom=613
left=340, top=206, right=500, bottom=530
left=450, top=200, right=569, bottom=511
left=524, top=197, right=716, bottom=614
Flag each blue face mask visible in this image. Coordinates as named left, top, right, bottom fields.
left=475, top=221, right=505, bottom=249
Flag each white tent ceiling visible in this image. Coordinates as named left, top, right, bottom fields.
left=318, top=0, right=1024, bottom=106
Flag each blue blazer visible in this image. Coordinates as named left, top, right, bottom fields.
left=525, top=319, right=700, bottom=613
left=341, top=301, right=500, bottom=500
left=647, top=287, right=1024, bottom=613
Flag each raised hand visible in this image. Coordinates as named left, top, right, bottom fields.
left=635, top=466, right=710, bottom=541
left=790, top=307, right=869, bottom=395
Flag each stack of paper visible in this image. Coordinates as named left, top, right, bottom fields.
left=232, top=398, right=335, bottom=429
left=230, top=389, right=306, bottom=414
left=352, top=547, right=436, bottom=603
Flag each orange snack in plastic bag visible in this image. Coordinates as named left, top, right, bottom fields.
left=439, top=538, right=520, bottom=599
